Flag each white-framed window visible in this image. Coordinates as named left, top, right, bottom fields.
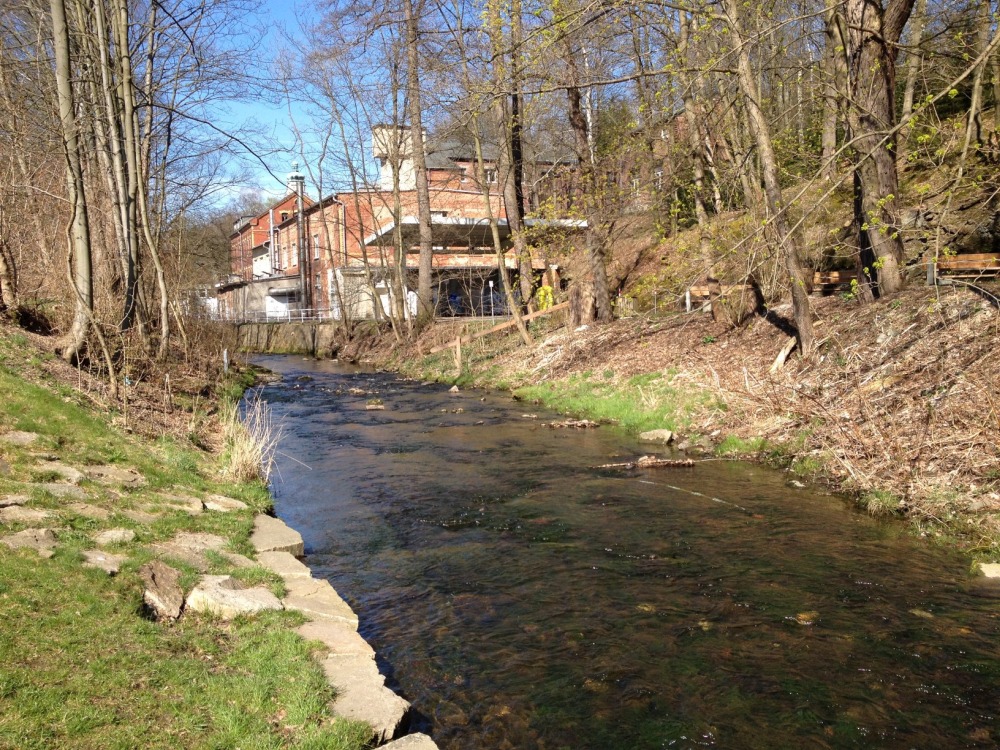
left=654, top=169, right=664, bottom=191
left=484, top=168, right=498, bottom=184
left=313, top=234, right=320, bottom=261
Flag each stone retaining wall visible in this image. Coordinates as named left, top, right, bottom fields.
left=236, top=321, right=340, bottom=356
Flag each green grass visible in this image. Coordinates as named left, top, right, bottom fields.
left=0, top=552, right=368, bottom=750
left=0, top=331, right=368, bottom=750
left=513, top=371, right=720, bottom=434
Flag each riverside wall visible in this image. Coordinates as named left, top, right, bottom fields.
left=236, top=321, right=339, bottom=356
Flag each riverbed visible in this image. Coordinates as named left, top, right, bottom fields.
left=256, top=355, right=1000, bottom=749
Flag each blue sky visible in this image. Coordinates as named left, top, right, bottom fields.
left=219, top=0, right=323, bottom=201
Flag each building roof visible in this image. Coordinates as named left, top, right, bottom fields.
left=361, top=215, right=586, bottom=249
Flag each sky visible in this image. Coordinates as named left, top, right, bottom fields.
left=218, top=0, right=326, bottom=202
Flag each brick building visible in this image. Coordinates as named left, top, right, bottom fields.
left=218, top=128, right=580, bottom=321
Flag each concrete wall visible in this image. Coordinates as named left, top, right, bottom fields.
left=237, top=321, right=340, bottom=356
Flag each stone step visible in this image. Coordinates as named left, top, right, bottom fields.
left=283, top=577, right=359, bottom=628
left=185, top=575, right=283, bottom=620
left=380, top=734, right=440, bottom=750
left=250, top=514, right=304, bottom=556
left=321, top=654, right=410, bottom=745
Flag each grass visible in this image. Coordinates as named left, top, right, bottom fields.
left=0, top=552, right=369, bottom=749
left=514, top=371, right=720, bottom=434
left=0, top=330, right=370, bottom=750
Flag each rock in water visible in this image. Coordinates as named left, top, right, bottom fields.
left=638, top=429, right=674, bottom=444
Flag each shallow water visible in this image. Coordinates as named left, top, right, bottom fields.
left=256, top=355, right=1000, bottom=749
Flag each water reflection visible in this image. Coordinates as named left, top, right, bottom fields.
left=256, top=355, right=1000, bottom=750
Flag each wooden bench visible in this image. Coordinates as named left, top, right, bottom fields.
left=685, top=284, right=751, bottom=312
left=930, top=252, right=1000, bottom=281
left=812, top=270, right=857, bottom=292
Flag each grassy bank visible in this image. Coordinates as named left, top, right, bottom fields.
left=0, top=329, right=369, bottom=750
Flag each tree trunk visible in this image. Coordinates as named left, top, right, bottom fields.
left=845, top=0, right=916, bottom=297
left=563, top=41, right=612, bottom=323
left=821, top=4, right=848, bottom=180
left=679, top=13, right=714, bottom=282
left=898, top=0, right=927, bottom=158
left=50, top=0, right=93, bottom=362
left=725, top=0, right=815, bottom=357
left=402, top=0, right=434, bottom=326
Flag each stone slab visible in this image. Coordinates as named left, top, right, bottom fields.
left=257, top=550, right=313, bottom=579
left=638, top=429, right=675, bottom=444
left=296, top=620, right=376, bottom=659
left=322, top=655, right=409, bottom=744
left=1, top=528, right=57, bottom=557
left=154, top=494, right=204, bottom=516
left=204, top=494, right=248, bottom=513
left=93, top=528, right=136, bottom=546
left=250, top=514, right=304, bottom=556
left=0, top=506, right=52, bottom=525
left=0, top=431, right=40, bottom=446
left=185, top=575, right=283, bottom=620
left=140, top=560, right=183, bottom=621
left=36, top=461, right=85, bottom=485
left=39, top=483, right=86, bottom=500
left=67, top=502, right=111, bottom=520
left=122, top=508, right=161, bottom=525
left=85, top=465, right=146, bottom=487
left=283, top=577, right=358, bottom=628
left=0, top=495, right=30, bottom=508
left=381, top=734, right=440, bottom=750
left=979, top=563, right=1000, bottom=578
left=151, top=532, right=227, bottom=572
left=82, top=549, right=126, bottom=575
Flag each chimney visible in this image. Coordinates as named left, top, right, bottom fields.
left=287, top=162, right=305, bottom=196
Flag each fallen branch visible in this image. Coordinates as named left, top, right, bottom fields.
left=597, top=456, right=696, bottom=469
left=544, top=419, right=599, bottom=429
left=769, top=336, right=797, bottom=374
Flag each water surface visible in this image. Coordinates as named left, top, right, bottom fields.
left=257, top=355, right=1000, bottom=749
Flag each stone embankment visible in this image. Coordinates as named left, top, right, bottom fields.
left=0, top=428, right=437, bottom=749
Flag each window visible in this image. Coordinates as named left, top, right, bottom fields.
left=484, top=168, right=498, bottom=184
left=313, top=234, right=320, bottom=261
left=631, top=178, right=641, bottom=196
left=315, top=273, right=322, bottom=291
left=654, top=170, right=664, bottom=191
left=280, top=212, right=289, bottom=223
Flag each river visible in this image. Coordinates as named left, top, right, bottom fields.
left=255, top=355, right=1000, bottom=749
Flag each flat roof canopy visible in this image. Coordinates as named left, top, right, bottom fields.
left=361, top=216, right=586, bottom=249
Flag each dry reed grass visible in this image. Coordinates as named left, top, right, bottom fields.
left=223, top=394, right=281, bottom=484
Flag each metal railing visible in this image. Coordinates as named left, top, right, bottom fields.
left=212, top=308, right=341, bottom=324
